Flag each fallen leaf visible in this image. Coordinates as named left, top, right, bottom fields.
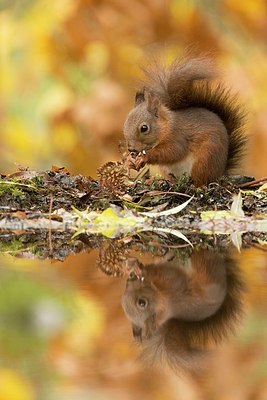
left=258, top=183, right=267, bottom=192
left=51, top=166, right=70, bottom=174
left=231, top=232, right=243, bottom=252
left=13, top=211, right=26, bottom=220
left=231, top=192, right=245, bottom=217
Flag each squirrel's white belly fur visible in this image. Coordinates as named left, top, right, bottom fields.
left=160, top=154, right=194, bottom=178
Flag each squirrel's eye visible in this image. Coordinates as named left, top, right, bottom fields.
left=136, top=297, right=148, bottom=309
left=139, top=124, right=150, bottom=134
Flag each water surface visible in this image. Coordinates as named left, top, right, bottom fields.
left=0, top=236, right=266, bottom=400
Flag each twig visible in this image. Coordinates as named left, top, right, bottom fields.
left=250, top=244, right=267, bottom=252
left=48, top=193, right=53, bottom=255
left=238, top=177, right=267, bottom=189
left=147, top=241, right=191, bottom=249
left=0, top=180, right=38, bottom=191
left=134, top=165, right=150, bottom=181
left=243, top=237, right=267, bottom=252
left=147, top=190, right=192, bottom=198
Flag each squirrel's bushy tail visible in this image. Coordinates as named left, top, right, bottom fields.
left=142, top=56, right=247, bottom=172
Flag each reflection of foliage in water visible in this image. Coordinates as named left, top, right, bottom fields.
left=0, top=269, right=73, bottom=360
left=0, top=258, right=105, bottom=397
left=0, top=264, right=74, bottom=399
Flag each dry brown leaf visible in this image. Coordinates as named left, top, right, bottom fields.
left=51, top=166, right=70, bottom=174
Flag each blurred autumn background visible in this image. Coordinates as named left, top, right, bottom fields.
left=0, top=1, right=267, bottom=400
left=1, top=0, right=267, bottom=178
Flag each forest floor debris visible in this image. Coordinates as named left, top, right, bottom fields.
left=0, top=165, right=266, bottom=259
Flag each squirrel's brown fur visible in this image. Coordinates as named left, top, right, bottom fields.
left=123, top=55, right=247, bottom=185
left=121, top=250, right=245, bottom=372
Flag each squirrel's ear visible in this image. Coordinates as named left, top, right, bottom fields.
left=146, top=92, right=160, bottom=117
left=135, top=89, right=145, bottom=106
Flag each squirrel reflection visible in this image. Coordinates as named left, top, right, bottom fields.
left=121, top=249, right=245, bottom=372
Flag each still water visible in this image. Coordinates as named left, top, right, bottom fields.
left=0, top=234, right=266, bottom=400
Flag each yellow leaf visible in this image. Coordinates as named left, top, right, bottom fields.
left=95, top=208, right=141, bottom=238
left=201, top=210, right=233, bottom=221
left=0, top=369, right=34, bottom=400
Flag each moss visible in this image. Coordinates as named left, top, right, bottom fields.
left=0, top=182, right=25, bottom=200
left=0, top=237, right=26, bottom=253
left=30, top=175, right=45, bottom=186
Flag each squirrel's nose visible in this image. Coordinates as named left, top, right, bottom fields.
left=127, top=140, right=137, bottom=152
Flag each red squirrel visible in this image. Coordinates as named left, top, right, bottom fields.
left=121, top=250, right=243, bottom=341
left=123, top=56, right=247, bottom=186
left=121, top=250, right=244, bottom=371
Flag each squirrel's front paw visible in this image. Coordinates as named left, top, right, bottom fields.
left=125, top=154, right=137, bottom=170
left=134, top=154, right=148, bottom=170
left=124, top=152, right=148, bottom=171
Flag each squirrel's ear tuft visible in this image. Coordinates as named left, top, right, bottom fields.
left=146, top=91, right=161, bottom=118
left=135, top=89, right=145, bottom=106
